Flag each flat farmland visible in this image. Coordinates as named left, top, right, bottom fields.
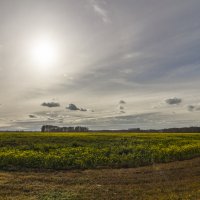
left=0, top=132, right=200, bottom=170
left=1, top=132, right=200, bottom=199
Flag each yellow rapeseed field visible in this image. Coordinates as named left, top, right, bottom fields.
left=0, top=132, right=200, bottom=170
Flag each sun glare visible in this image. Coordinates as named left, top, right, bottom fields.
left=30, top=38, right=58, bottom=69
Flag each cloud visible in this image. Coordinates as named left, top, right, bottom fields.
left=165, top=97, right=182, bottom=105
left=80, top=108, right=87, bottom=112
left=118, top=100, right=126, bottom=113
left=187, top=105, right=200, bottom=112
left=2, top=1, right=200, bottom=131
left=119, top=105, right=124, bottom=110
left=41, top=102, right=60, bottom=108
left=66, top=103, right=87, bottom=112
left=119, top=100, right=126, bottom=104
left=66, top=103, right=79, bottom=111
left=188, top=105, right=195, bottom=112
left=89, top=0, right=110, bottom=23
left=29, top=114, right=37, bottom=118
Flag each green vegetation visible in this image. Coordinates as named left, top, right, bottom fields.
left=0, top=132, right=200, bottom=170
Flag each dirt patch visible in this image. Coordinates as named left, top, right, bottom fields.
left=1, top=157, right=200, bottom=199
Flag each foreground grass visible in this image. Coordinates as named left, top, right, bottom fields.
left=0, top=157, right=200, bottom=200
left=0, top=132, right=200, bottom=170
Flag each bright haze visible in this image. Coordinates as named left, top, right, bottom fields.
left=0, top=0, right=200, bottom=131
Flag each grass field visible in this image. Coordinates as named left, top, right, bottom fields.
left=1, top=132, right=200, bottom=199
left=0, top=132, right=200, bottom=170
left=1, top=157, right=200, bottom=199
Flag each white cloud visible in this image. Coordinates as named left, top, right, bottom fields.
left=89, top=0, right=110, bottom=23
left=1, top=1, right=200, bottom=130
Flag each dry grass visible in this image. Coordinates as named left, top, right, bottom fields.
left=1, top=157, right=200, bottom=200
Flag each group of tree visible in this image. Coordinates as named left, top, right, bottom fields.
left=41, top=125, right=89, bottom=132
left=40, top=125, right=200, bottom=133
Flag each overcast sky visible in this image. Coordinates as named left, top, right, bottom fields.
left=0, top=0, right=200, bottom=130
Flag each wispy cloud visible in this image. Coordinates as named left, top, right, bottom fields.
left=89, top=0, right=110, bottom=23
left=1, top=1, right=200, bottom=130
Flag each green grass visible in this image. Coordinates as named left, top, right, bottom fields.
left=0, top=132, right=200, bottom=170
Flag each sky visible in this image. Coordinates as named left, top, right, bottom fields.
left=0, top=0, right=200, bottom=130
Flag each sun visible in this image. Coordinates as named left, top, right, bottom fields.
left=30, top=37, right=58, bottom=69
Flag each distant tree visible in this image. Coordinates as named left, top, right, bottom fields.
left=41, top=125, right=45, bottom=132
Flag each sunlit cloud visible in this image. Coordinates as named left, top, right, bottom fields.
left=0, top=1, right=200, bottom=130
